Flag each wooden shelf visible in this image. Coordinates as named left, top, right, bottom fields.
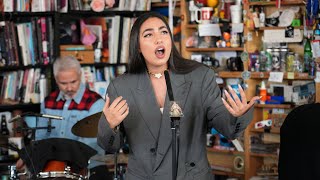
left=248, top=0, right=305, bottom=6
left=80, top=62, right=127, bottom=68
left=249, top=72, right=313, bottom=80
left=212, top=170, right=244, bottom=177
left=186, top=24, right=198, bottom=29
left=61, top=10, right=147, bottom=18
left=0, top=12, right=56, bottom=20
left=186, top=23, right=232, bottom=29
left=0, top=103, right=41, bottom=112
left=151, top=1, right=181, bottom=7
left=186, top=47, right=244, bottom=52
left=256, top=172, right=278, bottom=176
left=250, top=128, right=280, bottom=134
left=0, top=64, right=51, bottom=72
left=248, top=26, right=304, bottom=31
left=254, top=104, right=293, bottom=109
left=207, top=147, right=244, bottom=155
left=250, top=152, right=278, bottom=158
left=218, top=71, right=243, bottom=78
left=218, top=71, right=313, bottom=80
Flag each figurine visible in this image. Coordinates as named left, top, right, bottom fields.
left=189, top=0, right=200, bottom=24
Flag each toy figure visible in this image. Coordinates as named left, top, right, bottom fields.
left=189, top=0, right=200, bottom=24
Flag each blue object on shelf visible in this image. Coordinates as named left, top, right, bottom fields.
left=151, top=7, right=169, bottom=17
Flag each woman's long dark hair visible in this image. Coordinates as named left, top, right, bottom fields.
left=128, top=11, right=201, bottom=74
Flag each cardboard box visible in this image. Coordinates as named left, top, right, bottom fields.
left=60, top=50, right=95, bottom=64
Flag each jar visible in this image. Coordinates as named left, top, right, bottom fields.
left=280, top=48, right=288, bottom=72
left=272, top=48, right=281, bottom=71
left=265, top=48, right=273, bottom=71
left=286, top=52, right=295, bottom=72
left=230, top=33, right=240, bottom=47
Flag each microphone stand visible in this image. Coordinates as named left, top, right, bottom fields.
left=164, top=70, right=182, bottom=180
left=170, top=117, right=180, bottom=180
left=113, top=151, right=119, bottom=180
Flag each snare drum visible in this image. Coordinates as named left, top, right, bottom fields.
left=37, top=160, right=89, bottom=179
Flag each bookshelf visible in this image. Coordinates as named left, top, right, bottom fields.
left=179, top=0, right=320, bottom=179
left=0, top=10, right=148, bottom=110
left=0, top=3, right=150, bottom=170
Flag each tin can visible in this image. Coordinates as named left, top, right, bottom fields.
left=265, top=49, right=273, bottom=71
left=279, top=48, right=288, bottom=72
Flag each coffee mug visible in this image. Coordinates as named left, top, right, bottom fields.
left=195, top=7, right=213, bottom=24
left=226, top=57, right=243, bottom=71
left=202, top=56, right=220, bottom=68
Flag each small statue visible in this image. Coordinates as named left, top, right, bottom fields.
left=189, top=0, right=199, bottom=24
left=255, top=59, right=260, bottom=72
left=170, top=102, right=184, bottom=118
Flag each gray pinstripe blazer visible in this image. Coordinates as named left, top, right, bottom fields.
left=97, top=65, right=253, bottom=180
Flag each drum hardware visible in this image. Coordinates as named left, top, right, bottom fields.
left=37, top=164, right=88, bottom=179
left=10, top=112, right=60, bottom=143
left=91, top=153, right=128, bottom=180
left=18, top=138, right=97, bottom=180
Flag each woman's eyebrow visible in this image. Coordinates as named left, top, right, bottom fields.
left=142, top=28, right=153, bottom=34
left=142, top=26, right=168, bottom=34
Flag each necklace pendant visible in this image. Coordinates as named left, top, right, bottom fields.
left=154, top=73, right=162, bottom=79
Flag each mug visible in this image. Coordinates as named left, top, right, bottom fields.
left=195, top=7, right=213, bottom=24
left=226, top=57, right=243, bottom=71
left=202, top=56, right=220, bottom=68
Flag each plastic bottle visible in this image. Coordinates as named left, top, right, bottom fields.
left=259, top=7, right=265, bottom=27
left=304, top=34, right=313, bottom=72
left=259, top=81, right=267, bottom=104
left=39, top=74, right=48, bottom=103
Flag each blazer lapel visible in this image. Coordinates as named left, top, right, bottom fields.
left=154, top=71, right=191, bottom=171
left=131, top=72, right=162, bottom=140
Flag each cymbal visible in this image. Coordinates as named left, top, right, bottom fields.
left=71, top=112, right=102, bottom=137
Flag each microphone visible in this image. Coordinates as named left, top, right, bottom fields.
left=36, top=114, right=63, bottom=120
left=9, top=115, right=22, bottom=123
left=9, top=113, right=63, bottom=123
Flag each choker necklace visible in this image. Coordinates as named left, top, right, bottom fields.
left=147, top=69, right=167, bottom=79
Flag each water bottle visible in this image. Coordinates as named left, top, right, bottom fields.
left=39, top=74, right=48, bottom=103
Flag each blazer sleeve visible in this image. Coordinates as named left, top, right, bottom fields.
left=202, top=68, right=254, bottom=139
left=97, top=81, right=123, bottom=153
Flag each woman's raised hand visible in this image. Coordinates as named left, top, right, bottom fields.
left=221, top=84, right=260, bottom=117
left=103, top=96, right=129, bottom=129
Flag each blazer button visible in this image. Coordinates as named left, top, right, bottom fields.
left=150, top=148, right=156, bottom=153
left=190, top=162, right=195, bottom=167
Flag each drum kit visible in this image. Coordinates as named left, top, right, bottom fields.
left=1, top=112, right=126, bottom=180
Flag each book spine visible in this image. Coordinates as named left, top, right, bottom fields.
left=40, top=17, right=49, bottom=65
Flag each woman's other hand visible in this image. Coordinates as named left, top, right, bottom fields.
left=222, top=84, right=260, bottom=117
left=103, top=96, right=129, bottom=129
left=16, top=158, right=26, bottom=172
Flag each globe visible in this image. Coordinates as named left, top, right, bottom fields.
left=207, top=0, right=219, bottom=8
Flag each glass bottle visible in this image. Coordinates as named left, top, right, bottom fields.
left=1, top=115, right=9, bottom=156
left=293, top=53, right=302, bottom=73
left=1, top=115, right=9, bottom=136
left=304, top=34, right=313, bottom=73
left=309, top=58, right=316, bottom=77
